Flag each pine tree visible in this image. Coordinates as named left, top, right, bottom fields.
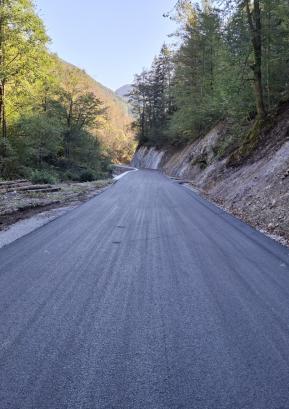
left=129, top=45, right=174, bottom=146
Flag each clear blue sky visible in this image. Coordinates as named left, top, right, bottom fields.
left=35, top=0, right=177, bottom=91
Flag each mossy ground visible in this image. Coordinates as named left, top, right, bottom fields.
left=227, top=117, right=275, bottom=166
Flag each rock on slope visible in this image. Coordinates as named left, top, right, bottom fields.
left=132, top=113, right=289, bottom=244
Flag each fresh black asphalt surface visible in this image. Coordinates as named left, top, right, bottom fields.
left=1, top=170, right=289, bottom=409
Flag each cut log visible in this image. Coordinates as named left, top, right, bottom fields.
left=0, top=179, right=28, bottom=187
left=25, top=187, right=61, bottom=194
left=11, top=184, right=53, bottom=192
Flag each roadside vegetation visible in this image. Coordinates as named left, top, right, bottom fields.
left=0, top=0, right=134, bottom=183
left=130, top=0, right=289, bottom=160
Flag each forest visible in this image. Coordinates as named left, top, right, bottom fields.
left=0, top=0, right=133, bottom=183
left=130, top=0, right=289, bottom=155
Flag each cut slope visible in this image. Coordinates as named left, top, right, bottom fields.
left=132, top=109, right=289, bottom=244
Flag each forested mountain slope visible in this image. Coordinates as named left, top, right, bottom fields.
left=131, top=0, right=289, bottom=243
left=59, top=60, right=135, bottom=164
left=0, top=0, right=135, bottom=183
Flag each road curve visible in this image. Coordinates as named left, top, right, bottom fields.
left=1, top=170, right=289, bottom=409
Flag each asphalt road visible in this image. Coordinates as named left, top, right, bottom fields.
left=1, top=170, right=289, bottom=409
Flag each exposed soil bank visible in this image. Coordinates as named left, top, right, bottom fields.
left=132, top=116, right=289, bottom=245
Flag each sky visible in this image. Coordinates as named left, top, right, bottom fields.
left=35, top=0, right=177, bottom=91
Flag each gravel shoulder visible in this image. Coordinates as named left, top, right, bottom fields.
left=0, top=179, right=112, bottom=242
left=0, top=166, right=137, bottom=248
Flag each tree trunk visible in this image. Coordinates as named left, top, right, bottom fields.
left=64, top=131, right=71, bottom=159
left=1, top=80, right=6, bottom=139
left=0, top=0, right=3, bottom=138
left=264, top=0, right=272, bottom=109
left=0, top=81, right=4, bottom=138
left=64, top=99, right=73, bottom=159
left=245, top=0, right=266, bottom=118
left=0, top=0, right=7, bottom=140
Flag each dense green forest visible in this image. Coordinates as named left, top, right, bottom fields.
left=0, top=0, right=134, bottom=182
left=130, top=0, right=289, bottom=154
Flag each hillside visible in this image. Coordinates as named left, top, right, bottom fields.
left=57, top=59, right=135, bottom=164
left=0, top=0, right=137, bottom=183
left=132, top=105, right=289, bottom=244
left=0, top=0, right=137, bottom=182
left=130, top=1, right=289, bottom=244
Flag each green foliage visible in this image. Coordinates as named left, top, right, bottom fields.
left=0, top=0, right=49, bottom=139
left=228, top=118, right=268, bottom=165
left=79, top=170, right=96, bottom=182
left=0, top=1, right=135, bottom=182
left=13, top=114, right=63, bottom=167
left=131, top=0, right=289, bottom=151
left=31, top=169, right=58, bottom=185
left=168, top=7, right=225, bottom=143
left=0, top=139, right=19, bottom=178
left=53, top=59, right=134, bottom=166
left=1, top=59, right=111, bottom=181
left=129, top=44, right=175, bottom=147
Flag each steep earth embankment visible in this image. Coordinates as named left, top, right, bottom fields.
left=132, top=112, right=289, bottom=244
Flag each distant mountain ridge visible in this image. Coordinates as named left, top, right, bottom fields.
left=115, top=84, right=133, bottom=101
